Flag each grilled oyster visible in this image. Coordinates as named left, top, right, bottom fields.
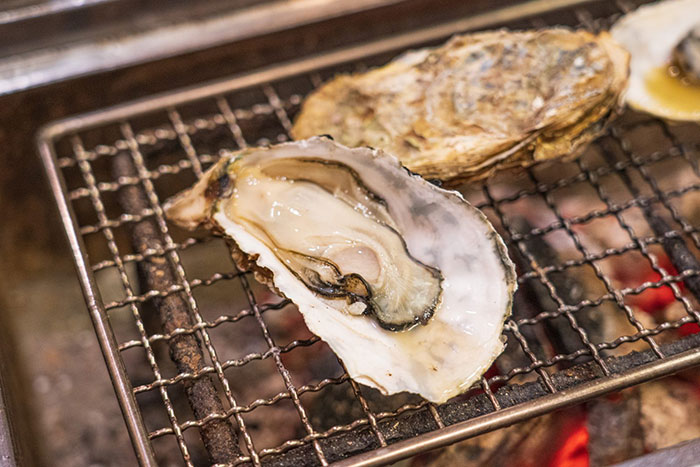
left=292, top=28, right=629, bottom=183
left=165, top=137, right=516, bottom=402
left=611, top=0, right=700, bottom=121
left=674, top=25, right=700, bottom=85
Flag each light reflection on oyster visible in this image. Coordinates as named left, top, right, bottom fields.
left=292, top=28, right=629, bottom=183
left=165, top=137, right=516, bottom=402
left=611, top=0, right=700, bottom=121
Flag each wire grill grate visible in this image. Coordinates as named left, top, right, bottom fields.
left=38, top=0, right=700, bottom=465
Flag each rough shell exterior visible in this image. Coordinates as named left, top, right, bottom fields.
left=292, top=28, right=630, bottom=183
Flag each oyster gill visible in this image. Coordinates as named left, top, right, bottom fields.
left=165, top=137, right=516, bottom=402
left=292, top=28, right=629, bottom=183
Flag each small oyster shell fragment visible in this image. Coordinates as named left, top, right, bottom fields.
left=292, top=28, right=629, bottom=183
left=611, top=0, right=700, bottom=121
left=165, top=137, right=516, bottom=402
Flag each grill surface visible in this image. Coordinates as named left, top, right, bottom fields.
left=37, top=0, right=700, bottom=465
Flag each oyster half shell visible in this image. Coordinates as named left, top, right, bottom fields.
left=292, top=28, right=630, bottom=183
left=165, top=137, right=516, bottom=402
left=611, top=0, right=700, bottom=121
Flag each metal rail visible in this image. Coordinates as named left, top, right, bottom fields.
left=36, top=0, right=600, bottom=140
left=0, top=0, right=407, bottom=95
left=334, top=347, right=700, bottom=467
left=37, top=130, right=158, bottom=465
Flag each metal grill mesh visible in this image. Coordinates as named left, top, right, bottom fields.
left=39, top=0, right=700, bottom=465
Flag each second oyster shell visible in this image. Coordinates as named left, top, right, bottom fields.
left=292, top=28, right=629, bottom=183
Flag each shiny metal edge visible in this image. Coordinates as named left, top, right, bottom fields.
left=36, top=134, right=157, bottom=466
left=612, top=437, right=700, bottom=467
left=37, top=0, right=597, bottom=139
left=333, top=348, right=700, bottom=466
left=0, top=362, right=18, bottom=466
left=0, top=0, right=406, bottom=96
left=0, top=0, right=113, bottom=24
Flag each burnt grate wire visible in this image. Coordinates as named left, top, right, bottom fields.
left=38, top=0, right=700, bottom=465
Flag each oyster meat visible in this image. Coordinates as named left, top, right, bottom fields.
left=611, top=0, right=700, bottom=121
left=292, top=28, right=629, bottom=183
left=165, top=137, right=516, bottom=402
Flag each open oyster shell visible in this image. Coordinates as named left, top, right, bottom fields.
left=611, top=0, right=700, bottom=121
left=292, top=28, right=629, bottom=183
left=165, top=137, right=516, bottom=402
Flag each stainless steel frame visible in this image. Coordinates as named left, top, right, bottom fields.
left=37, top=0, right=700, bottom=465
left=0, top=0, right=406, bottom=95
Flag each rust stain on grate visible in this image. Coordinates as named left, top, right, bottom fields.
left=37, top=0, right=700, bottom=465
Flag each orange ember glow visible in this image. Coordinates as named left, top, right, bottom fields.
left=632, top=283, right=676, bottom=314
left=549, top=421, right=589, bottom=467
left=624, top=255, right=681, bottom=314
left=678, top=322, right=700, bottom=337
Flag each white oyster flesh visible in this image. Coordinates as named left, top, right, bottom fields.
left=165, top=137, right=516, bottom=403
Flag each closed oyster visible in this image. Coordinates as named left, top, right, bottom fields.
left=165, top=137, right=516, bottom=402
left=292, top=28, right=629, bottom=183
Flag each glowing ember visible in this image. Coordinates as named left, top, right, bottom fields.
left=678, top=322, right=700, bottom=337
left=549, top=418, right=589, bottom=467
left=622, top=255, right=680, bottom=314
left=632, top=283, right=676, bottom=315
left=483, top=362, right=500, bottom=380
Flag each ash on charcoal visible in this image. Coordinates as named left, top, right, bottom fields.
left=639, top=378, right=700, bottom=451
left=406, top=408, right=585, bottom=467
left=587, top=389, right=644, bottom=465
